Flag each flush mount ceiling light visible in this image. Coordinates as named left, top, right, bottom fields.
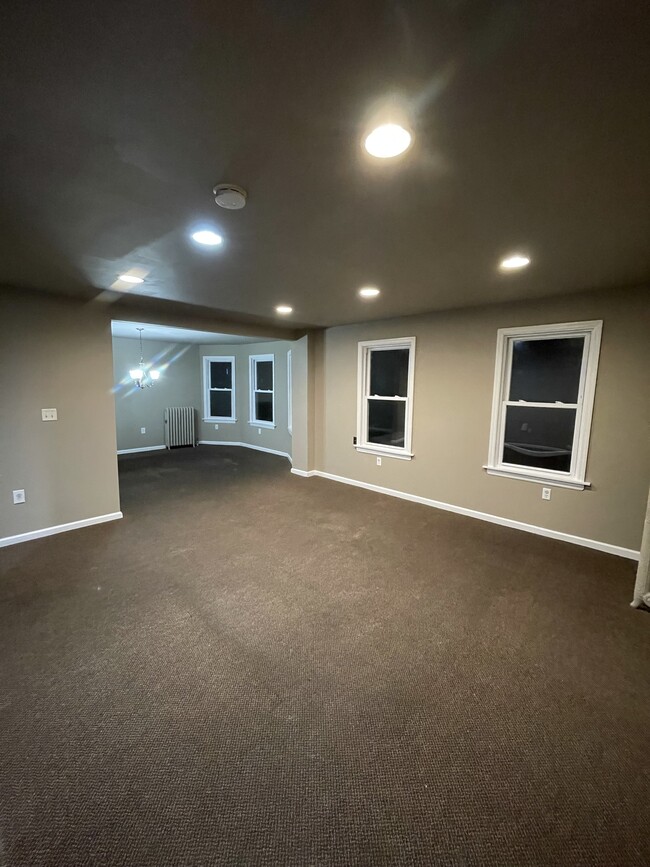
left=499, top=253, right=531, bottom=272
left=364, top=123, right=412, bottom=158
left=275, top=304, right=293, bottom=315
left=129, top=328, right=161, bottom=389
left=119, top=274, right=144, bottom=284
left=213, top=184, right=247, bottom=210
left=191, top=229, right=223, bottom=246
left=359, top=286, right=381, bottom=298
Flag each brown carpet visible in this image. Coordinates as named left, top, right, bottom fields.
left=0, top=445, right=648, bottom=866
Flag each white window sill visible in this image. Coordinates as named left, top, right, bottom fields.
left=355, top=445, right=413, bottom=461
left=248, top=421, right=276, bottom=429
left=483, top=466, right=590, bottom=490
left=203, top=418, right=237, bottom=424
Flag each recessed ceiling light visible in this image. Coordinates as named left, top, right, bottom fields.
left=359, top=286, right=381, bottom=298
left=191, top=229, right=223, bottom=246
left=364, top=124, right=412, bottom=158
left=119, top=274, right=144, bottom=284
left=275, top=304, right=293, bottom=315
left=499, top=254, right=531, bottom=271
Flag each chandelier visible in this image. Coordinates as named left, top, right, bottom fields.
left=129, top=328, right=161, bottom=388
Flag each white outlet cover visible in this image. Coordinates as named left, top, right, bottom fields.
left=214, top=424, right=219, bottom=430
left=376, top=457, right=382, bottom=466
left=542, top=487, right=552, bottom=500
left=140, top=427, right=146, bottom=434
left=13, top=489, right=26, bottom=504
left=258, top=428, right=262, bottom=434
left=41, top=408, right=57, bottom=421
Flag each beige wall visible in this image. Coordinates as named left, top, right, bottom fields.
left=0, top=289, right=121, bottom=540
left=112, top=337, right=201, bottom=451
left=197, top=340, right=294, bottom=457
left=315, top=286, right=650, bottom=552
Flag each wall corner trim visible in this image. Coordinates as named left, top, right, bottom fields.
left=296, top=471, right=640, bottom=561
left=117, top=445, right=167, bottom=455
left=198, top=441, right=291, bottom=462
left=0, top=512, right=123, bottom=548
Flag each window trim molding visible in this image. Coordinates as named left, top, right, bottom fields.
left=485, top=320, right=603, bottom=489
left=287, top=349, right=292, bottom=435
left=249, top=353, right=276, bottom=429
left=356, top=336, right=416, bottom=460
left=202, top=355, right=237, bottom=423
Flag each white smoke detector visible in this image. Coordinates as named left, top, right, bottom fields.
left=213, top=184, right=247, bottom=210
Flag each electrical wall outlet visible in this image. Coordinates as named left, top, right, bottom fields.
left=41, top=408, right=57, bottom=421
left=542, top=487, right=551, bottom=500
left=140, top=427, right=146, bottom=435
left=376, top=457, right=382, bottom=466
left=258, top=428, right=262, bottom=435
left=13, top=489, right=26, bottom=504
left=214, top=424, right=219, bottom=430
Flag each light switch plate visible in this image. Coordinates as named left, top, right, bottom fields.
left=41, top=408, right=57, bottom=421
left=13, top=489, right=26, bottom=504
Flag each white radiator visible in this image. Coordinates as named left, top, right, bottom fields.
left=164, top=407, right=195, bottom=448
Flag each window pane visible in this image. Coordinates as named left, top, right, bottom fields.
left=509, top=337, right=584, bottom=403
left=256, top=360, right=273, bottom=391
left=210, top=390, right=231, bottom=418
left=255, top=391, right=273, bottom=422
left=370, top=348, right=409, bottom=397
left=503, top=405, right=576, bottom=472
left=210, top=361, right=231, bottom=389
left=368, top=399, right=406, bottom=447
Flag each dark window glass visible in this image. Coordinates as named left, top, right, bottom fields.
left=256, top=361, right=273, bottom=391
left=509, top=337, right=584, bottom=403
left=368, top=400, right=406, bottom=447
left=255, top=391, right=273, bottom=423
left=503, top=405, right=576, bottom=472
left=210, top=361, right=231, bottom=389
left=210, top=390, right=231, bottom=418
left=370, top=348, right=409, bottom=397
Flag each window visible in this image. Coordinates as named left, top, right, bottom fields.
left=486, top=320, right=602, bottom=489
left=249, top=354, right=275, bottom=428
left=287, top=349, right=292, bottom=434
left=356, top=337, right=416, bottom=460
left=203, top=356, right=236, bottom=422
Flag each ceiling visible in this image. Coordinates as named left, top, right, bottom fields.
left=110, top=320, right=278, bottom=345
left=0, top=1, right=648, bottom=328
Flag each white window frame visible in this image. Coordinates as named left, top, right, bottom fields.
left=287, top=349, right=292, bottom=435
left=202, top=355, right=236, bottom=423
left=485, top=320, right=603, bottom=490
left=356, top=337, right=416, bottom=461
left=249, top=354, right=275, bottom=428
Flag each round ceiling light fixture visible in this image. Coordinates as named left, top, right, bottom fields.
left=191, top=229, right=223, bottom=246
left=364, top=123, right=412, bottom=158
left=275, top=304, right=293, bottom=315
left=499, top=253, right=530, bottom=272
left=359, top=286, right=381, bottom=298
left=213, top=184, right=247, bottom=210
left=119, top=274, right=144, bottom=284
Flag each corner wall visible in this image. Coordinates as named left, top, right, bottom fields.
left=314, top=286, right=649, bottom=554
left=197, top=340, right=294, bottom=457
left=0, top=289, right=121, bottom=542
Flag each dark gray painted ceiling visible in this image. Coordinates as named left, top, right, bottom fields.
left=1, top=0, right=648, bottom=328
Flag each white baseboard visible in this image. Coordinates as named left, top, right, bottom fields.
left=0, top=511, right=123, bottom=548
left=199, top=441, right=291, bottom=462
left=117, top=445, right=166, bottom=455
left=290, top=468, right=318, bottom=478
left=297, top=470, right=640, bottom=561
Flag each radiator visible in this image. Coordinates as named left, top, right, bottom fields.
left=164, top=407, right=195, bottom=448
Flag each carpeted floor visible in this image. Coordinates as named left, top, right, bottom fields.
left=0, top=446, right=648, bottom=866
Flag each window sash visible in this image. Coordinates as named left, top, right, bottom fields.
left=203, top=356, right=236, bottom=421
left=249, top=354, right=275, bottom=427
left=356, top=338, right=416, bottom=459
left=486, top=321, right=602, bottom=488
